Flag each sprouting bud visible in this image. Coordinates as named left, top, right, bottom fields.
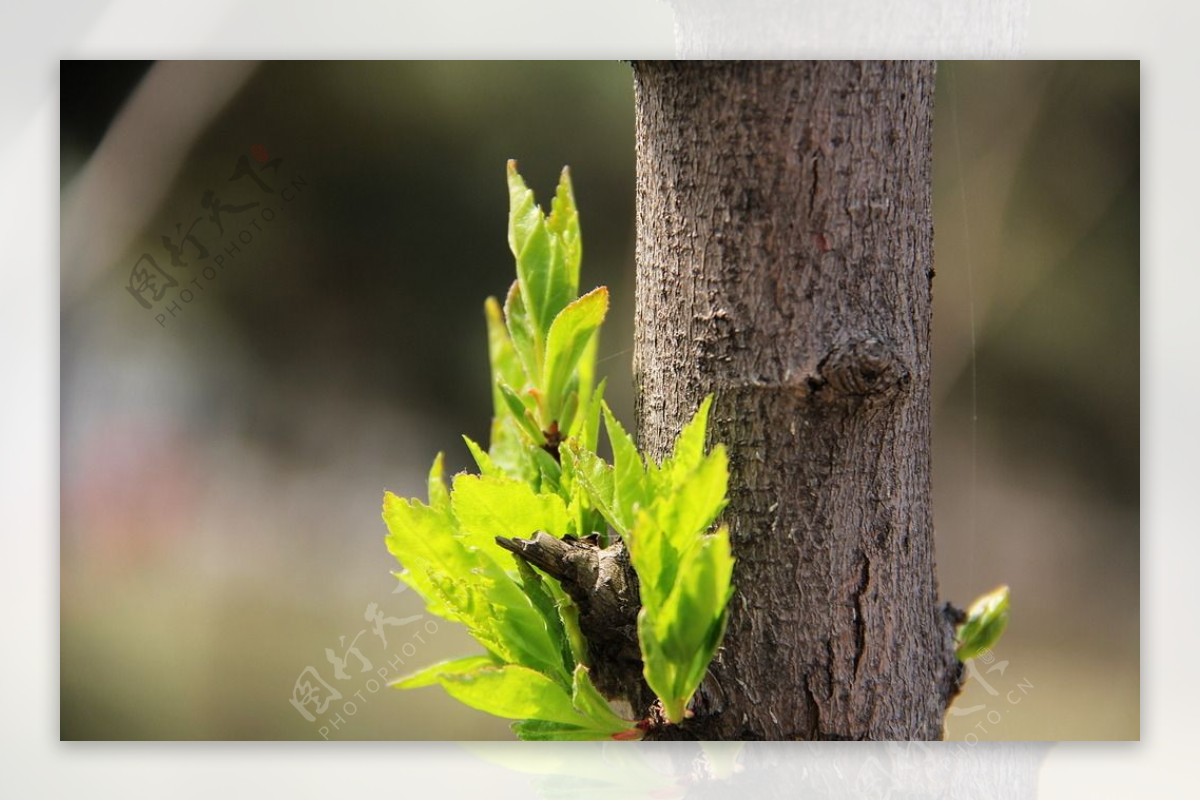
left=955, top=585, right=1010, bottom=661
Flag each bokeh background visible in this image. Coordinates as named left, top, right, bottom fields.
left=59, top=61, right=1138, bottom=740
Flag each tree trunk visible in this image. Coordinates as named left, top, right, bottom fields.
left=632, top=61, right=960, bottom=740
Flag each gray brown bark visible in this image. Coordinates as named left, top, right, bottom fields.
left=631, top=61, right=960, bottom=740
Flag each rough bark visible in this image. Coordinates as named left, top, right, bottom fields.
left=631, top=61, right=960, bottom=740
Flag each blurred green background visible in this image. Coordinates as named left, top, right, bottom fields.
left=59, top=61, right=1138, bottom=740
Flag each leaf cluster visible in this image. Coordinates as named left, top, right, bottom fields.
left=382, top=162, right=734, bottom=738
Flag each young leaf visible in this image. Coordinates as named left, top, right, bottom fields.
left=503, top=280, right=540, bottom=387
left=580, top=378, right=606, bottom=453
left=531, top=447, right=563, bottom=496
left=451, top=474, right=569, bottom=555
left=463, top=435, right=503, bottom=478
left=436, top=664, right=594, bottom=728
left=427, top=452, right=451, bottom=514
left=507, top=161, right=573, bottom=340
left=498, top=381, right=545, bottom=445
left=562, top=441, right=623, bottom=538
left=512, top=557, right=574, bottom=677
left=510, top=720, right=623, bottom=741
left=665, top=394, right=714, bottom=480
left=506, top=161, right=541, bottom=258
left=639, top=527, right=734, bottom=724
left=543, top=287, right=608, bottom=422
left=574, top=329, right=598, bottom=413
left=602, top=403, right=649, bottom=532
left=392, top=655, right=499, bottom=690
left=485, top=296, right=525, bottom=420
left=546, top=166, right=582, bottom=295
left=570, top=665, right=637, bottom=733
left=550, top=584, right=589, bottom=669
left=384, top=483, right=568, bottom=680
left=382, top=491, right=470, bottom=621
left=487, top=416, right=538, bottom=484
left=650, top=446, right=729, bottom=556
left=956, top=585, right=1011, bottom=661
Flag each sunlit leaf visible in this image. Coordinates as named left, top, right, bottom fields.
left=485, top=296, right=524, bottom=420
left=451, top=474, right=569, bottom=555
left=562, top=440, right=622, bottom=538
left=543, top=287, right=608, bottom=423
left=437, top=664, right=593, bottom=727
left=602, top=403, right=648, bottom=532
left=498, top=381, right=544, bottom=445
left=507, top=160, right=573, bottom=341
left=503, top=280, right=540, bottom=387
left=392, top=655, right=499, bottom=689
left=571, top=665, right=636, bottom=733
left=463, top=435, right=503, bottom=478
left=546, top=166, right=582, bottom=295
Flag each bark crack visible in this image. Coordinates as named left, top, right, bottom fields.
left=853, top=554, right=871, bottom=683
left=803, top=672, right=823, bottom=740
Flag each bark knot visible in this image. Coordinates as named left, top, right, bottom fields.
left=810, top=338, right=911, bottom=402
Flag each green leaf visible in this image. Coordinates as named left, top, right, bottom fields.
left=392, top=655, right=499, bottom=689
left=562, top=441, right=623, bottom=538
left=552, top=585, right=589, bottom=669
left=437, top=664, right=594, bottom=728
left=487, top=416, right=538, bottom=484
left=507, top=161, right=573, bottom=341
left=506, top=161, right=541, bottom=257
left=463, top=435, right=503, bottom=478
left=602, top=403, right=648, bottom=532
left=546, top=166, right=582, bottom=295
left=665, top=394, right=714, bottom=480
left=558, top=388, right=580, bottom=437
left=543, top=287, right=608, bottom=422
left=505, top=668, right=640, bottom=740
left=644, top=446, right=729, bottom=559
left=639, top=527, right=734, bottom=724
left=571, top=665, right=636, bottom=733
left=575, top=330, right=598, bottom=414
left=382, top=491, right=470, bottom=622
left=581, top=378, right=606, bottom=453
left=485, top=296, right=525, bottom=420
left=510, top=720, right=615, bottom=741
left=384, top=488, right=567, bottom=679
left=956, top=585, right=1011, bottom=661
left=512, top=557, right=573, bottom=677
left=451, top=474, right=569, bottom=554
left=503, top=280, right=540, bottom=387
left=498, top=381, right=545, bottom=445
left=427, top=452, right=450, bottom=513
left=531, top=446, right=563, bottom=496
